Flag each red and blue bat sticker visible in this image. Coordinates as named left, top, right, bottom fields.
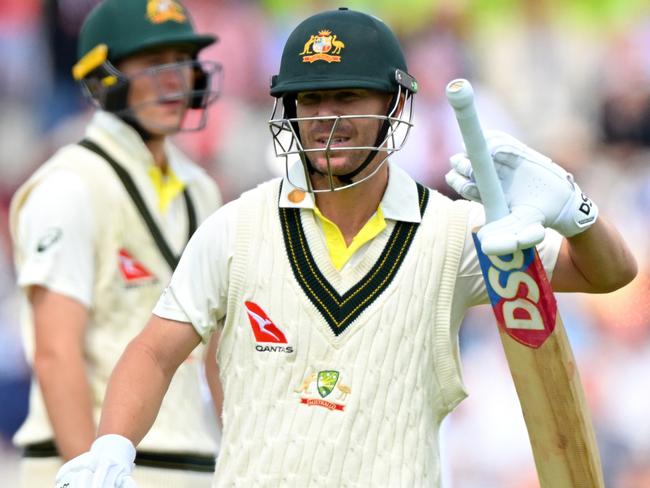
left=472, top=233, right=557, bottom=348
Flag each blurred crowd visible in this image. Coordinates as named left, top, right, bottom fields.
left=1, top=0, right=649, bottom=486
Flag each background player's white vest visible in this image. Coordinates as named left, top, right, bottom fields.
left=215, top=179, right=471, bottom=487
left=10, top=141, right=217, bottom=455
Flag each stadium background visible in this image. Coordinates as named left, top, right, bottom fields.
left=0, top=1, right=649, bottom=486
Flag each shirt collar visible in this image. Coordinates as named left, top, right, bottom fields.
left=278, top=160, right=317, bottom=209
left=279, top=160, right=422, bottom=223
left=84, top=111, right=199, bottom=183
left=86, top=111, right=153, bottom=163
left=380, top=162, right=422, bottom=223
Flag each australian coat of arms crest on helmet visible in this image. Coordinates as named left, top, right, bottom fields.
left=300, top=30, right=345, bottom=63
left=147, top=0, right=187, bottom=24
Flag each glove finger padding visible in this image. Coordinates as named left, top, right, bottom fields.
left=449, top=152, right=474, bottom=178
left=445, top=169, right=481, bottom=202
left=478, top=206, right=546, bottom=255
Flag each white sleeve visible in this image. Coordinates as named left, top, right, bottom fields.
left=16, top=170, right=95, bottom=307
left=153, top=199, right=238, bottom=341
left=453, top=202, right=563, bottom=310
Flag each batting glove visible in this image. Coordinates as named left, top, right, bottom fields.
left=445, top=130, right=598, bottom=255
left=55, top=434, right=137, bottom=488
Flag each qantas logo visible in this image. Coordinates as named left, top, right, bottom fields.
left=244, top=301, right=293, bottom=353
left=118, top=249, right=157, bottom=285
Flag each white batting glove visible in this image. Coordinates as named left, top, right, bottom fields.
left=445, top=130, right=598, bottom=255
left=55, top=435, right=137, bottom=488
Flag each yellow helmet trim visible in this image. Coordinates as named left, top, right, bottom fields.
left=72, top=44, right=109, bottom=81
left=101, top=75, right=118, bottom=87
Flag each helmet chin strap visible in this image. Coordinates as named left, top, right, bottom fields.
left=334, top=111, right=392, bottom=184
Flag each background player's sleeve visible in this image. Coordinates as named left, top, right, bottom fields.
left=153, top=199, right=239, bottom=341
left=453, top=201, right=563, bottom=311
left=16, top=170, right=95, bottom=307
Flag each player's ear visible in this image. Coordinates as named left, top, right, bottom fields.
left=387, top=92, right=406, bottom=117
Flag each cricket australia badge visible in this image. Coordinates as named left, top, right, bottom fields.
left=295, top=368, right=350, bottom=411
left=146, top=0, right=187, bottom=24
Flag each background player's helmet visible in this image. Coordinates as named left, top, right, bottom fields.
left=72, top=0, right=222, bottom=132
left=269, top=7, right=418, bottom=192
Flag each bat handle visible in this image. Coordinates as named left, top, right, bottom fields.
left=445, top=78, right=509, bottom=223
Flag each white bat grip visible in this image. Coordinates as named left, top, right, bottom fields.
left=445, top=78, right=509, bottom=223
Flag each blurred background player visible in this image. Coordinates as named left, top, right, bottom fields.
left=8, top=0, right=223, bottom=486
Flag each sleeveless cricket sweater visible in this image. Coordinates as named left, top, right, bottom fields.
left=10, top=142, right=217, bottom=455
left=214, top=179, right=472, bottom=487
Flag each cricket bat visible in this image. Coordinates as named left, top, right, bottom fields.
left=446, top=78, right=604, bottom=488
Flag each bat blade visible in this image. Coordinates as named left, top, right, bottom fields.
left=473, top=233, right=604, bottom=487
left=448, top=78, right=604, bottom=487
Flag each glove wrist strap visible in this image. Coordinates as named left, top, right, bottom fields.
left=553, top=183, right=598, bottom=237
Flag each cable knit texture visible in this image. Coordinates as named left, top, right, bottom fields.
left=215, top=179, right=471, bottom=487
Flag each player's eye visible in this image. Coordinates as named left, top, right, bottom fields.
left=336, top=90, right=362, bottom=102
left=297, top=92, right=320, bottom=106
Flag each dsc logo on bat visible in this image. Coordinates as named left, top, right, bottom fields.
left=473, top=234, right=557, bottom=348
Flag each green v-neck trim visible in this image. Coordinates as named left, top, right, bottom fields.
left=279, top=183, right=429, bottom=336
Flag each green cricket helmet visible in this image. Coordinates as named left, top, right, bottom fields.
left=72, top=0, right=222, bottom=132
left=269, top=7, right=418, bottom=192
left=270, top=7, right=417, bottom=97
